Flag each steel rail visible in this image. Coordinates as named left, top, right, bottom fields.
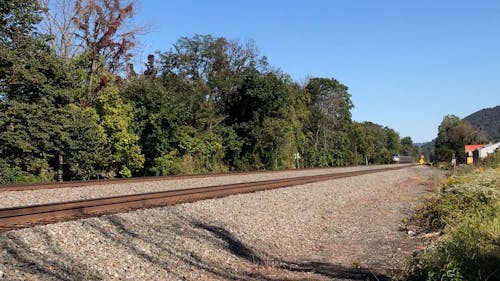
left=0, top=164, right=411, bottom=192
left=0, top=166, right=410, bottom=232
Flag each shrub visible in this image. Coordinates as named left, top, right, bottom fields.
left=0, top=159, right=52, bottom=184
left=151, top=151, right=184, bottom=176
left=409, top=204, right=499, bottom=281
left=481, top=149, right=500, bottom=169
left=416, top=170, right=497, bottom=231
left=407, top=166, right=499, bottom=281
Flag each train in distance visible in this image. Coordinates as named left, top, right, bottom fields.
left=392, top=154, right=414, bottom=163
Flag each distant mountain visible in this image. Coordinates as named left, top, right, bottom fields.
left=414, top=142, right=429, bottom=147
left=463, top=106, right=500, bottom=142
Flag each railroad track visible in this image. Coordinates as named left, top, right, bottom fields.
left=0, top=170, right=246, bottom=192
left=0, top=165, right=410, bottom=232
left=0, top=164, right=409, bottom=192
left=0, top=167, right=352, bottom=192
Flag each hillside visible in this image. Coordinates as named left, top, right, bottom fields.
left=463, top=105, right=500, bottom=142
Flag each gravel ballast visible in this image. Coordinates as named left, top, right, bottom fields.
left=0, top=166, right=444, bottom=280
left=1, top=165, right=404, bottom=209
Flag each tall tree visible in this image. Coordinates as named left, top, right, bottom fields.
left=1, top=0, right=81, bottom=106
left=121, top=77, right=180, bottom=174
left=223, top=67, right=299, bottom=169
left=0, top=0, right=42, bottom=46
left=160, top=35, right=268, bottom=130
left=39, top=0, right=80, bottom=59
left=303, top=78, right=354, bottom=167
left=159, top=35, right=279, bottom=171
left=1, top=0, right=109, bottom=181
left=1, top=0, right=44, bottom=102
left=72, top=0, right=136, bottom=106
left=385, top=127, right=401, bottom=156
left=357, top=122, right=399, bottom=164
left=348, top=122, right=371, bottom=165
left=435, top=114, right=487, bottom=162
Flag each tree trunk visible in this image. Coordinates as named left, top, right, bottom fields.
left=85, top=57, right=97, bottom=107
left=58, top=154, right=64, bottom=182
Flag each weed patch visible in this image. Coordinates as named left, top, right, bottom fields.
left=405, top=152, right=499, bottom=281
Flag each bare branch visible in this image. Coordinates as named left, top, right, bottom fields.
left=39, top=0, right=82, bottom=58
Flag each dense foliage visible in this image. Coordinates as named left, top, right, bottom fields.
left=0, top=1, right=413, bottom=183
left=407, top=151, right=499, bottom=281
left=435, top=115, right=487, bottom=163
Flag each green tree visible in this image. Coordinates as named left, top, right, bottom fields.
left=158, top=35, right=305, bottom=171
left=400, top=136, right=417, bottom=158
left=303, top=78, right=354, bottom=167
left=435, top=114, right=487, bottom=163
left=0, top=0, right=109, bottom=182
left=122, top=73, right=240, bottom=175
left=60, top=104, right=109, bottom=179
left=121, top=77, right=184, bottom=174
left=261, top=117, right=296, bottom=169
left=348, top=122, right=370, bottom=165
left=0, top=101, right=108, bottom=181
left=223, top=67, right=295, bottom=170
left=385, top=127, right=401, bottom=156
left=160, top=35, right=268, bottom=131
left=0, top=101, right=56, bottom=180
left=0, top=0, right=42, bottom=46
left=0, top=0, right=80, bottom=105
left=357, top=122, right=399, bottom=164
left=94, top=85, right=144, bottom=177
left=172, top=125, right=227, bottom=173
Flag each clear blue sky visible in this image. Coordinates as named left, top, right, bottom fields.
left=133, top=0, right=499, bottom=143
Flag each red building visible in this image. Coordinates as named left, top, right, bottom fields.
left=464, top=144, right=486, bottom=164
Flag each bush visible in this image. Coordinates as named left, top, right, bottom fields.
left=0, top=160, right=52, bottom=184
left=407, top=166, right=499, bottom=281
left=150, top=151, right=184, bottom=176
left=435, top=161, right=452, bottom=170
left=416, top=170, right=497, bottom=231
left=481, top=149, right=500, bottom=169
left=409, top=204, right=499, bottom=281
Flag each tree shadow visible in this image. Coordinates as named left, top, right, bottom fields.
left=0, top=230, right=102, bottom=281
left=96, top=210, right=391, bottom=280
left=87, top=212, right=278, bottom=281
left=1, top=209, right=392, bottom=281
left=191, top=221, right=390, bottom=280
left=280, top=261, right=391, bottom=281
left=192, top=222, right=264, bottom=265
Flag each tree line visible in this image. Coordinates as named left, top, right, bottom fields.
left=0, top=0, right=418, bottom=184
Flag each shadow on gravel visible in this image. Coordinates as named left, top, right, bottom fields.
left=92, top=210, right=390, bottom=281
left=0, top=209, right=390, bottom=281
left=279, top=261, right=391, bottom=281
left=192, top=221, right=390, bottom=281
left=0, top=230, right=102, bottom=281
left=193, top=222, right=264, bottom=265
left=88, top=213, right=277, bottom=281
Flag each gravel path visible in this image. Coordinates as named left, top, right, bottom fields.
left=0, top=166, right=444, bottom=281
left=0, top=165, right=403, bottom=209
